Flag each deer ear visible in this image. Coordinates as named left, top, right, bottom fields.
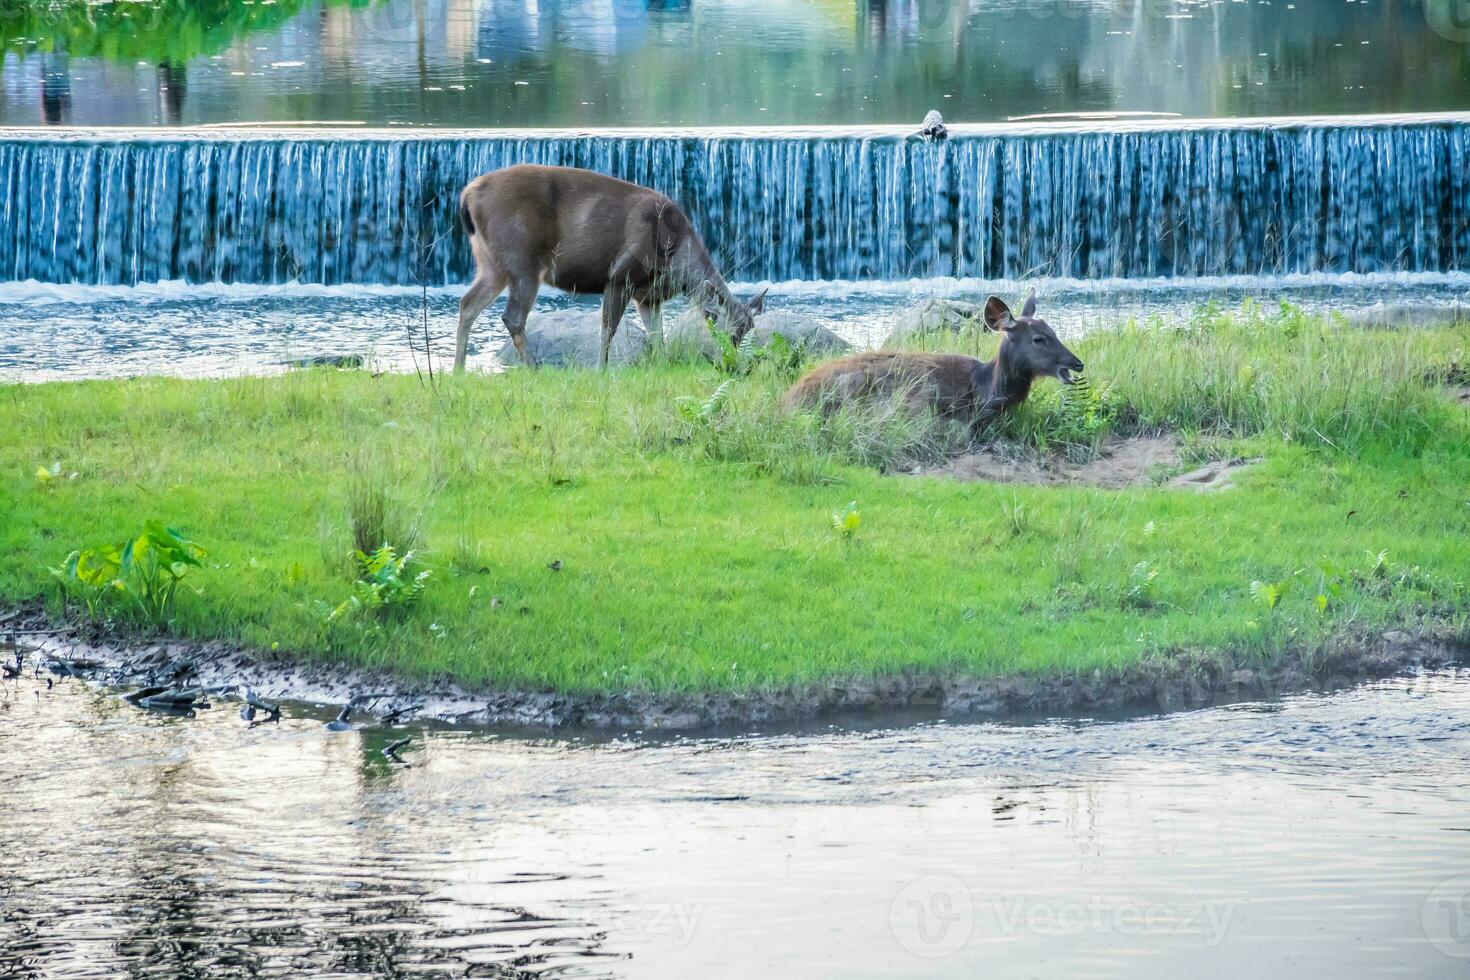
left=746, top=287, right=768, bottom=315
left=1020, top=288, right=1037, bottom=319
left=983, top=295, right=1014, bottom=332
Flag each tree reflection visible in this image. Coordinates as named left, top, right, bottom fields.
left=0, top=0, right=371, bottom=63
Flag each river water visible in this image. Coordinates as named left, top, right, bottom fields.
left=3, top=0, right=1470, bottom=128
left=3, top=273, right=1469, bottom=381
left=3, top=667, right=1469, bottom=977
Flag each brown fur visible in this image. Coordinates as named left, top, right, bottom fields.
left=783, top=351, right=990, bottom=417
left=783, top=292, right=1085, bottom=425
left=454, top=164, right=764, bottom=370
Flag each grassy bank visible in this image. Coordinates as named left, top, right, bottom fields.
left=3, top=304, right=1468, bottom=697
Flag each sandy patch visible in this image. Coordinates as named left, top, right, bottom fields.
left=910, top=433, right=1259, bottom=490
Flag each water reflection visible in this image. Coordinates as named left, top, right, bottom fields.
left=2, top=670, right=1470, bottom=976
left=1, top=0, right=1467, bottom=127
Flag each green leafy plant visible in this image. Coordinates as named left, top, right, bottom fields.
left=831, top=501, right=861, bottom=541
left=706, top=321, right=807, bottom=379
left=1249, top=575, right=1293, bottom=612
left=329, top=545, right=431, bottom=621
left=52, top=522, right=206, bottom=625
left=1124, top=560, right=1160, bottom=608
left=1312, top=561, right=1347, bottom=614
left=34, top=461, right=75, bottom=487
left=676, top=379, right=734, bottom=426
left=51, top=546, right=120, bottom=619
left=1053, top=373, right=1118, bottom=453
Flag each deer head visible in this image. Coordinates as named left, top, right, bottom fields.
left=984, top=290, right=1084, bottom=385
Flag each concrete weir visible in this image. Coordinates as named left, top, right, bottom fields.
left=2, top=111, right=1469, bottom=287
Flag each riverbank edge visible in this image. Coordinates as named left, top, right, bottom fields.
left=5, top=604, right=1460, bottom=730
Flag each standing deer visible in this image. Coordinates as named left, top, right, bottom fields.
left=454, top=164, right=767, bottom=371
left=783, top=291, right=1084, bottom=425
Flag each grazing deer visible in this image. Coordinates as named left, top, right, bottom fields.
left=783, top=291, right=1084, bottom=424
left=454, top=164, right=767, bottom=371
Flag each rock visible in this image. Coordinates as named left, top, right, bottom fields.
left=1229, top=669, right=1257, bottom=686
left=492, top=309, right=649, bottom=368
left=884, top=298, right=986, bottom=346
left=1344, top=303, right=1470, bottom=330
left=665, top=308, right=849, bottom=359
left=286, top=354, right=365, bottom=369
left=1381, top=630, right=1413, bottom=647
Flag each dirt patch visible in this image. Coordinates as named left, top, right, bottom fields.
left=909, top=433, right=1260, bottom=490
left=2, top=605, right=1460, bottom=732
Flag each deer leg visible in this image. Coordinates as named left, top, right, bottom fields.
left=636, top=298, right=663, bottom=348
left=455, top=270, right=506, bottom=373
left=599, top=284, right=630, bottom=370
left=502, top=276, right=541, bottom=369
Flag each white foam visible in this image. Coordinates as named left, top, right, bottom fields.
left=732, top=270, right=1470, bottom=299
left=2, top=270, right=1468, bottom=307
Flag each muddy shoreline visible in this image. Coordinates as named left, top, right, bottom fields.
left=3, top=604, right=1460, bottom=730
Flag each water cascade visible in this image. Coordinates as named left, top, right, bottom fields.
left=2, top=116, right=1467, bottom=287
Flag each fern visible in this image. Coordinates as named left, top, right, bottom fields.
left=1249, top=577, right=1290, bottom=611
left=700, top=379, right=733, bottom=420
left=330, top=545, right=430, bottom=621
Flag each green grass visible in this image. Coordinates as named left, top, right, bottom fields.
left=3, top=303, right=1469, bottom=696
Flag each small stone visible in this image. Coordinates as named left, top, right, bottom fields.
left=494, top=309, right=650, bottom=368
left=665, top=308, right=849, bottom=358
left=884, top=298, right=986, bottom=346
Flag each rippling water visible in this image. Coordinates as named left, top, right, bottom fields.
left=3, top=669, right=1470, bottom=976
left=3, top=0, right=1470, bottom=128
left=3, top=273, right=1469, bottom=381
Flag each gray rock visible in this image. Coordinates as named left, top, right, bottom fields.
left=1344, top=303, right=1470, bottom=330
left=665, top=308, right=849, bottom=358
left=1381, top=630, right=1414, bottom=647
left=285, top=354, right=365, bottom=369
left=492, top=309, right=649, bottom=368
left=884, top=298, right=986, bottom=346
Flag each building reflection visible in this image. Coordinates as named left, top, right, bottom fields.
left=475, top=0, right=671, bottom=62
left=157, top=62, right=187, bottom=125
left=39, top=53, right=71, bottom=125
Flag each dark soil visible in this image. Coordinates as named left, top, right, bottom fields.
left=2, top=604, right=1459, bottom=731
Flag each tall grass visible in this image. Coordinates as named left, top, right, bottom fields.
left=1073, top=302, right=1457, bottom=451
left=900, top=302, right=1465, bottom=457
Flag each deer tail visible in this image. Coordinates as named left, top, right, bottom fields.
left=458, top=196, right=475, bottom=239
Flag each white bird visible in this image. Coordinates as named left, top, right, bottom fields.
left=919, top=110, right=948, bottom=141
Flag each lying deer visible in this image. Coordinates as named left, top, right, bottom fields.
left=455, top=164, right=767, bottom=370
left=783, top=291, right=1084, bottom=424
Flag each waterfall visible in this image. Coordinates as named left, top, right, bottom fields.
left=2, top=118, right=1468, bottom=287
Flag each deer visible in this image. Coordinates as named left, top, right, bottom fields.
left=454, top=164, right=767, bottom=371
left=782, top=291, right=1084, bottom=426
